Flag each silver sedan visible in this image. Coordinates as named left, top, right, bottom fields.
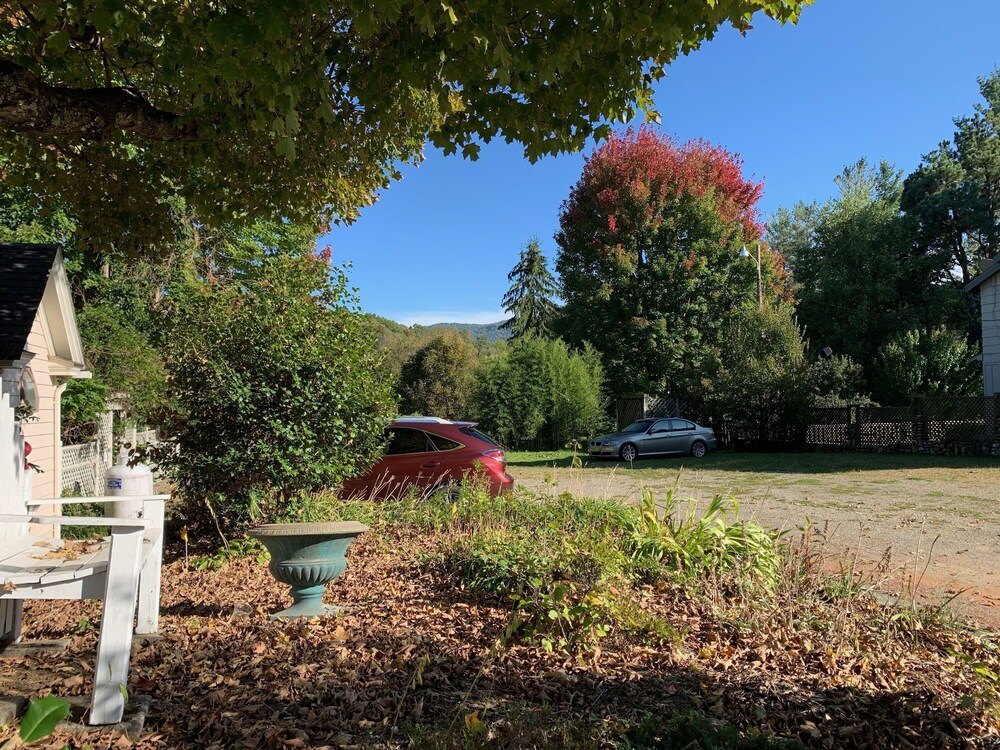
left=588, top=418, right=717, bottom=461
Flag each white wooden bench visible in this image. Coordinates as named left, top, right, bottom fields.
left=0, top=494, right=167, bottom=725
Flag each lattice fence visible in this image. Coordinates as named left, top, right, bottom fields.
left=616, top=398, right=644, bottom=431
left=60, top=409, right=114, bottom=496
left=616, top=395, right=689, bottom=430
left=619, top=393, right=999, bottom=452
left=60, top=413, right=161, bottom=496
left=805, top=407, right=852, bottom=446
left=859, top=406, right=914, bottom=447
left=644, top=396, right=687, bottom=419
left=922, top=397, right=994, bottom=443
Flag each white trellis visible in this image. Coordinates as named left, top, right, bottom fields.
left=60, top=406, right=160, bottom=496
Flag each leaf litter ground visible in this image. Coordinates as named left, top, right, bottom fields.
left=1, top=526, right=997, bottom=749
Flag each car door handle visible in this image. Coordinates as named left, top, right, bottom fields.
left=420, top=461, right=442, bottom=469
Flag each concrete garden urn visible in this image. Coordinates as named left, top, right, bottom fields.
left=248, top=521, right=368, bottom=620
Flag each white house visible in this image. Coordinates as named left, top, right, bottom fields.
left=964, top=256, right=1000, bottom=396
left=0, top=243, right=90, bottom=507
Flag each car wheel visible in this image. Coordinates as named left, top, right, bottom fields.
left=430, top=480, right=461, bottom=502
left=690, top=440, right=707, bottom=458
left=619, top=443, right=638, bottom=462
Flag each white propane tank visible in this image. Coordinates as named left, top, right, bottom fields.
left=104, top=448, right=154, bottom=519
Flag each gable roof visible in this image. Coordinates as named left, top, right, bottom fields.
left=964, top=256, right=1000, bottom=294
left=0, top=244, right=60, bottom=362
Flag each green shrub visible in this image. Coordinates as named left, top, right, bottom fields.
left=472, top=337, right=605, bottom=450
left=808, top=354, right=872, bottom=407
left=76, top=304, right=171, bottom=425
left=60, top=378, right=110, bottom=444
left=164, top=252, right=395, bottom=530
left=333, top=482, right=787, bottom=654
left=701, top=304, right=813, bottom=444
left=399, top=331, right=480, bottom=419
left=875, top=326, right=981, bottom=404
left=423, top=483, right=783, bottom=653
left=625, top=490, right=785, bottom=588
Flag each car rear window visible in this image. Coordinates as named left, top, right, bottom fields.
left=458, top=426, right=499, bottom=447
left=427, top=433, right=462, bottom=451
left=385, top=428, right=434, bottom=454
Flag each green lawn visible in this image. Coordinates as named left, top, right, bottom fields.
left=507, top=449, right=1000, bottom=476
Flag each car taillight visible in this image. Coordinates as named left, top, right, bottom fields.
left=481, top=448, right=506, bottom=468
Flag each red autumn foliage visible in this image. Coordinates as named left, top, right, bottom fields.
left=566, top=127, right=765, bottom=242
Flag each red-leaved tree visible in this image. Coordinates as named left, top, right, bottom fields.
left=556, top=128, right=789, bottom=396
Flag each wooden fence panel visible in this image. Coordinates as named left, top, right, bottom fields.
left=616, top=398, right=644, bottom=431
left=858, top=405, right=914, bottom=448
left=805, top=407, right=852, bottom=446
left=922, top=396, right=992, bottom=443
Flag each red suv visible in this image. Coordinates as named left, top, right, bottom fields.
left=341, top=417, right=514, bottom=499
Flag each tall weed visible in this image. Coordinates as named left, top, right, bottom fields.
left=625, top=489, right=785, bottom=588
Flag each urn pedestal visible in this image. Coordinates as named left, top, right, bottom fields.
left=249, top=521, right=368, bottom=619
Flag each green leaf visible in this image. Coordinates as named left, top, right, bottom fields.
left=19, top=695, right=71, bottom=743
left=275, top=136, right=296, bottom=162
left=47, top=30, right=70, bottom=54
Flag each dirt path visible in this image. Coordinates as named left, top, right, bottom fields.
left=508, top=454, right=1000, bottom=629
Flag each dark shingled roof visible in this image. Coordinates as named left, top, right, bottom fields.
left=0, top=244, right=59, bottom=362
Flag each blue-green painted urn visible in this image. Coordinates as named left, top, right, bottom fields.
left=249, top=521, right=368, bottom=620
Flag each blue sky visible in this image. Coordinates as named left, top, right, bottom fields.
left=324, top=0, right=1000, bottom=326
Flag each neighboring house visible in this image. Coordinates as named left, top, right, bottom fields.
left=964, top=256, right=1000, bottom=396
left=0, top=243, right=90, bottom=506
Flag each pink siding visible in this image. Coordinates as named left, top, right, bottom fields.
left=21, top=316, right=58, bottom=504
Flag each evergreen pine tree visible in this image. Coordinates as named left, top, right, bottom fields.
left=501, top=239, right=557, bottom=339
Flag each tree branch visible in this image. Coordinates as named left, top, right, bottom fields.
left=0, top=59, right=202, bottom=142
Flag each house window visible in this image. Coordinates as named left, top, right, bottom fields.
left=19, top=368, right=38, bottom=415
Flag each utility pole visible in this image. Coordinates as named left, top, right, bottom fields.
left=739, top=243, right=764, bottom=308
left=755, top=242, right=763, bottom=309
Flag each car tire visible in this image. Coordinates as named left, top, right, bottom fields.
left=690, top=440, right=707, bottom=458
left=434, top=480, right=461, bottom=502
left=619, top=443, right=638, bottom=462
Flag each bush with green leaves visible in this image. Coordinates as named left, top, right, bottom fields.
left=164, top=251, right=395, bottom=530
left=75, top=304, right=171, bottom=426
left=808, top=354, right=872, bottom=407
left=625, top=490, right=785, bottom=589
left=399, top=483, right=783, bottom=653
left=702, top=304, right=812, bottom=444
left=398, top=330, right=480, bottom=419
left=875, top=326, right=981, bottom=404
left=472, top=337, right=605, bottom=450
left=60, top=377, right=110, bottom=444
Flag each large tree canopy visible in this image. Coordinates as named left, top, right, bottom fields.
left=901, top=69, right=1000, bottom=285
left=770, top=159, right=967, bottom=389
left=1, top=0, right=811, bottom=246
left=556, top=128, right=783, bottom=395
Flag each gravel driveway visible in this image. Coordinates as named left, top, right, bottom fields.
left=508, top=451, right=1000, bottom=628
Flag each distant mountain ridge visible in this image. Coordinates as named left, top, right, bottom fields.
left=422, top=320, right=510, bottom=343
